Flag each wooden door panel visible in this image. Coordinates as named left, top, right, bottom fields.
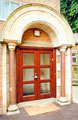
left=52, top=49, right=56, bottom=97
left=16, top=47, right=56, bottom=103
left=16, top=48, right=38, bottom=102
left=22, top=50, right=38, bottom=101
left=16, top=47, right=23, bottom=102
left=23, top=96, right=36, bottom=101
left=39, top=94, right=52, bottom=99
left=37, top=50, right=54, bottom=99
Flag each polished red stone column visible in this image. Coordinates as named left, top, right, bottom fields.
left=8, top=43, right=18, bottom=112
left=59, top=47, right=67, bottom=102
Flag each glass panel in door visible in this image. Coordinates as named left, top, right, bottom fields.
left=40, top=68, right=50, bottom=80
left=23, top=84, right=34, bottom=96
left=40, top=53, right=50, bottom=65
left=23, top=68, right=34, bottom=81
left=22, top=52, right=36, bottom=100
left=40, top=82, right=50, bottom=94
left=39, top=52, right=51, bottom=97
left=23, top=53, right=34, bottom=65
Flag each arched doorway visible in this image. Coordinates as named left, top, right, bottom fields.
left=16, top=28, right=56, bottom=102
left=1, top=3, right=74, bottom=112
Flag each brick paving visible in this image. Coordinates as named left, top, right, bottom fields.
left=0, top=103, right=78, bottom=120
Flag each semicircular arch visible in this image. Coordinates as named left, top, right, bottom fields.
left=1, top=3, right=74, bottom=47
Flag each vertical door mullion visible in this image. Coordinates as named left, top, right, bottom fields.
left=50, top=50, right=53, bottom=96
left=53, top=49, right=56, bottom=97
left=37, top=50, right=40, bottom=99
left=34, top=50, right=38, bottom=99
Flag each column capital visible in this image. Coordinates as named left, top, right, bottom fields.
left=59, top=46, right=67, bottom=52
left=8, top=43, right=16, bottom=50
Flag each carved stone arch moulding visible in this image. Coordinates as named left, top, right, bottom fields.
left=1, top=3, right=75, bottom=47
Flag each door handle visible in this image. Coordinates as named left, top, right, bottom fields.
left=34, top=73, right=38, bottom=79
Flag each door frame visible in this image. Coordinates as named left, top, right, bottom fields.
left=16, top=46, right=56, bottom=103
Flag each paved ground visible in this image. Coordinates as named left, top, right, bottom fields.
left=0, top=103, right=78, bottom=120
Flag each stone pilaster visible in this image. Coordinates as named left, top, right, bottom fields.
left=59, top=47, right=67, bottom=102
left=8, top=43, right=18, bottom=112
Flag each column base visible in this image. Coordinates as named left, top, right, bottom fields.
left=58, top=97, right=68, bottom=103
left=8, top=104, right=18, bottom=112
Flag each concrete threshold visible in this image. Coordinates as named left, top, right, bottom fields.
left=17, top=98, right=56, bottom=108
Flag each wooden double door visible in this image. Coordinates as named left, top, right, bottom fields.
left=16, top=47, right=56, bottom=103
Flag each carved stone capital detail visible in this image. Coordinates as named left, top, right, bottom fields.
left=8, top=43, right=16, bottom=50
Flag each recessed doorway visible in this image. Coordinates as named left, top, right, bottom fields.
left=16, top=47, right=56, bottom=103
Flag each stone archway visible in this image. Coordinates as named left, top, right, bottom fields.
left=1, top=3, right=75, bottom=112
left=1, top=3, right=74, bottom=47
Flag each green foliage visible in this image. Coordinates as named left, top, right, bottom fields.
left=60, top=0, right=78, bottom=33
